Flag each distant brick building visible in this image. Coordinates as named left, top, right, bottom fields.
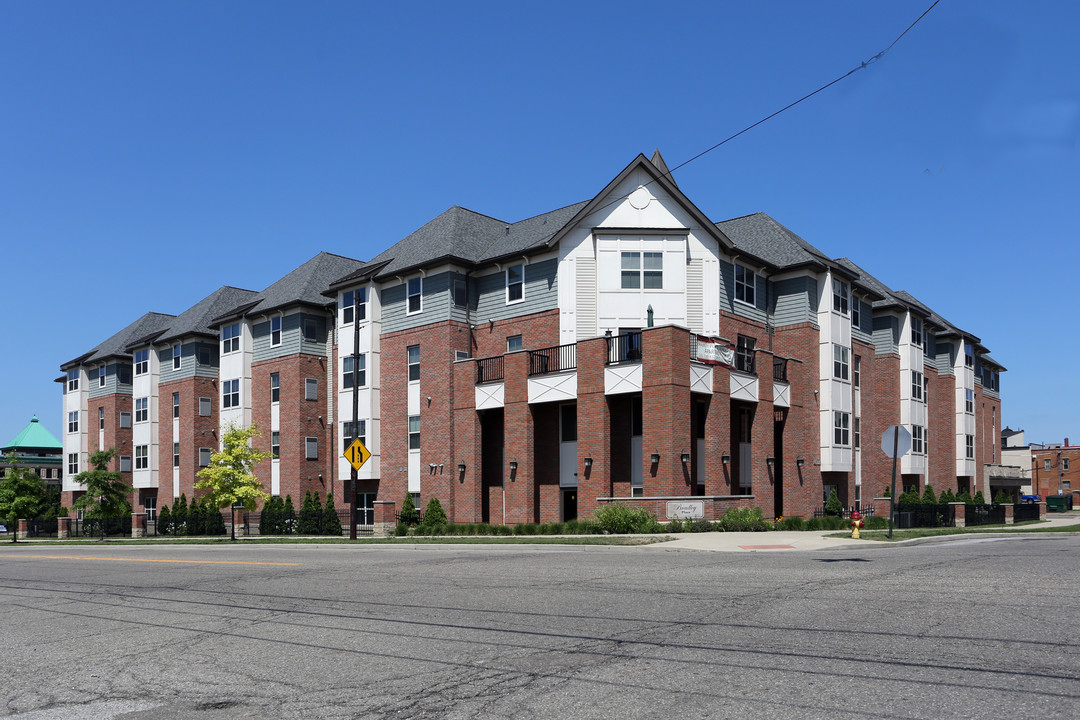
left=59, top=152, right=1005, bottom=524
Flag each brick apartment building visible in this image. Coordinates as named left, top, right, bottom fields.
left=59, top=152, right=1007, bottom=524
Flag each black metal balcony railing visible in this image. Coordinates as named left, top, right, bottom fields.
left=607, top=332, right=643, bottom=365
left=773, top=357, right=788, bottom=382
left=528, top=343, right=577, bottom=376
left=476, top=356, right=504, bottom=384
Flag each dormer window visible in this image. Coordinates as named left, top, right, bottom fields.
left=832, top=279, right=849, bottom=315
left=734, top=264, right=755, bottom=305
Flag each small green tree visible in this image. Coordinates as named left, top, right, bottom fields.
left=958, top=490, right=973, bottom=505
left=282, top=494, right=297, bottom=534
left=972, top=490, right=986, bottom=507
left=882, top=486, right=891, bottom=497
left=939, top=488, right=956, bottom=503
left=992, top=490, right=1011, bottom=505
left=71, top=449, right=132, bottom=538
left=921, top=484, right=938, bottom=505
left=322, top=492, right=342, bottom=536
left=195, top=424, right=272, bottom=525
left=158, top=504, right=172, bottom=535
left=0, top=455, right=49, bottom=543
left=824, top=488, right=844, bottom=517
left=173, top=494, right=189, bottom=536
left=400, top=492, right=420, bottom=525
left=202, top=496, right=227, bottom=535
left=421, top=497, right=448, bottom=533
left=259, top=496, right=278, bottom=535
left=298, top=490, right=321, bottom=534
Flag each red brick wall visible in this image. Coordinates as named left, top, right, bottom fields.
left=158, top=376, right=219, bottom=505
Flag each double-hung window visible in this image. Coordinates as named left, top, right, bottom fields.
left=223, top=379, right=239, bottom=409
left=172, top=392, right=180, bottom=418
left=912, top=425, right=924, bottom=454
left=135, top=397, right=148, bottom=423
left=99, top=365, right=108, bottom=387
left=270, top=373, right=280, bottom=403
left=853, top=355, right=861, bottom=388
left=68, top=453, right=78, bottom=475
left=67, top=370, right=79, bottom=392
left=67, top=411, right=79, bottom=433
left=172, top=344, right=181, bottom=370
left=407, top=345, right=420, bottom=382
left=1064, top=459, right=1071, bottom=471
left=407, top=277, right=422, bottom=314
left=270, top=316, right=281, bottom=346
left=833, top=279, right=849, bottom=314
left=408, top=415, right=420, bottom=450
left=834, top=411, right=850, bottom=446
left=736, top=335, right=755, bottom=374
left=173, top=442, right=180, bottom=467
left=964, top=343, right=974, bottom=367
left=912, top=371, right=923, bottom=401
left=134, top=349, right=149, bottom=375
left=852, top=298, right=861, bottom=329
left=343, top=420, right=366, bottom=447
left=302, top=318, right=318, bottom=342
left=854, top=417, right=861, bottom=449
left=341, top=287, right=368, bottom=324
left=833, top=345, right=849, bottom=381
left=506, top=264, right=524, bottom=302
left=271, top=432, right=280, bottom=459
left=135, top=445, right=148, bottom=470
left=343, top=355, right=366, bottom=388
left=506, top=335, right=523, bottom=352
left=965, top=389, right=974, bottom=413
left=966, top=434, right=975, bottom=459
left=98, top=407, right=105, bottom=430
left=222, top=324, right=240, bottom=354
left=734, top=264, right=755, bottom=305
left=911, top=317, right=923, bottom=348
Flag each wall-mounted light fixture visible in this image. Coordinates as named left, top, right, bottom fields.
left=458, top=463, right=466, bottom=475
left=796, top=457, right=805, bottom=468
left=583, top=457, right=593, bottom=470
left=766, top=457, right=775, bottom=468
left=509, top=461, right=518, bottom=472
left=650, top=453, right=661, bottom=464
left=721, top=454, right=731, bottom=465
left=680, top=452, right=690, bottom=464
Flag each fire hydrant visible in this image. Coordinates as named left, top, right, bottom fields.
left=850, top=510, right=864, bottom=539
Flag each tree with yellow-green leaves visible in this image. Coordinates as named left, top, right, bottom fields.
left=195, top=423, right=272, bottom=521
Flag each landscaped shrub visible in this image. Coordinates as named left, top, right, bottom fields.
left=393, top=521, right=408, bottom=536
left=939, top=488, right=956, bottom=504
left=921, top=484, right=938, bottom=505
left=173, top=494, right=189, bottom=536
left=399, top=493, right=420, bottom=526
left=972, top=490, right=986, bottom=507
left=203, top=498, right=226, bottom=535
left=421, top=497, right=447, bottom=530
left=776, top=516, right=805, bottom=531
left=824, top=489, right=844, bottom=517
left=864, top=515, right=888, bottom=530
left=322, top=493, right=342, bottom=536
left=716, top=506, right=771, bottom=532
left=282, top=495, right=297, bottom=534
left=158, top=504, right=172, bottom=536
left=957, top=490, right=973, bottom=505
left=593, top=505, right=660, bottom=534
left=992, top=490, right=1011, bottom=505
left=297, top=491, right=320, bottom=534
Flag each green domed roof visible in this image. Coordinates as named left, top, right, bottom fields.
left=3, top=416, right=62, bottom=453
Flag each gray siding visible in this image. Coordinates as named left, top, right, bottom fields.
left=88, top=362, right=132, bottom=398
left=872, top=316, right=899, bottom=355
left=382, top=272, right=450, bottom=334
left=719, top=260, right=767, bottom=324
left=159, top=341, right=220, bottom=383
left=252, top=312, right=330, bottom=362
left=770, top=276, right=815, bottom=327
left=934, top=341, right=955, bottom=375
left=474, top=259, right=557, bottom=324
left=852, top=298, right=872, bottom=343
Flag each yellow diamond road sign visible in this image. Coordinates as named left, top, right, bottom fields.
left=344, top=439, right=371, bottom=471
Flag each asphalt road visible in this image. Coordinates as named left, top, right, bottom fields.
left=2, top=536, right=1078, bottom=719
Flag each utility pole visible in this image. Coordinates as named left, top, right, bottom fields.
left=349, top=290, right=361, bottom=540
left=1058, top=451, right=1063, bottom=497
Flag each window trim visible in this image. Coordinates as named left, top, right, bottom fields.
left=134, top=397, right=148, bottom=424
left=305, top=437, right=318, bottom=460
left=271, top=431, right=280, bottom=459
left=134, top=349, right=149, bottom=375
left=198, top=397, right=211, bottom=417
left=67, top=411, right=79, bottom=434
left=172, top=392, right=180, bottom=418
left=199, top=447, right=212, bottom=467
left=912, top=371, right=923, bottom=401
left=67, top=369, right=79, bottom=392
left=98, top=407, right=105, bottom=430
left=407, top=345, right=420, bottom=382
left=343, top=355, right=366, bottom=389
left=506, top=263, right=524, bottom=304
left=833, top=345, right=849, bottom=381
left=408, top=415, right=420, bottom=450
left=734, top=263, right=756, bottom=306
left=120, top=411, right=132, bottom=429
left=833, top=279, right=849, bottom=315
left=222, top=323, right=241, bottom=354
left=305, top=378, right=318, bottom=401
left=506, top=335, right=523, bottom=353
left=853, top=355, right=861, bottom=388
left=99, top=364, right=108, bottom=387
left=833, top=411, right=850, bottom=446
left=223, top=379, right=239, bottom=409
left=302, top=317, right=318, bottom=343
left=134, top=445, right=148, bottom=470
left=173, top=442, right=180, bottom=468
left=270, top=373, right=280, bottom=403
left=852, top=297, right=861, bottom=329
left=406, top=276, right=422, bottom=315
left=966, top=434, right=975, bottom=460
left=172, top=344, right=182, bottom=371
left=270, top=315, right=282, bottom=347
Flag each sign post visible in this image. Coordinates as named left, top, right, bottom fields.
left=881, top=425, right=912, bottom=538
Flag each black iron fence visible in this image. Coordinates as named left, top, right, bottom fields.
left=606, top=332, right=642, bottom=364
left=1014, top=503, right=1040, bottom=523
left=893, top=503, right=957, bottom=529
left=964, top=504, right=1006, bottom=527
left=528, top=343, right=577, bottom=376
left=813, top=505, right=877, bottom=519
left=773, top=357, right=788, bottom=382
left=476, top=356, right=504, bottom=384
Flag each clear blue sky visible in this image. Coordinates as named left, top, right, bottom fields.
left=2, top=1, right=1077, bottom=448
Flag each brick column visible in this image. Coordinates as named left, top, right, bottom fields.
left=502, top=351, right=535, bottom=524
left=753, top=352, right=776, bottom=514
left=132, top=513, right=146, bottom=538
left=577, top=336, right=611, bottom=518
left=373, top=500, right=396, bottom=536
left=705, top=366, right=732, bottom=496
left=641, top=326, right=692, bottom=497
left=1002, top=503, right=1014, bottom=525
left=16, top=519, right=29, bottom=540
left=57, top=517, right=70, bottom=539
left=452, top=360, right=482, bottom=524
left=950, top=501, right=966, bottom=528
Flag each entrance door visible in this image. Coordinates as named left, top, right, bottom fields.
left=560, top=404, right=578, bottom=488
left=562, top=489, right=577, bottom=521
left=631, top=396, right=643, bottom=496
left=357, top=493, right=375, bottom=526
left=738, top=405, right=753, bottom=493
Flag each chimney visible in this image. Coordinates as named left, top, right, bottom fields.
left=1066, top=437, right=1070, bottom=447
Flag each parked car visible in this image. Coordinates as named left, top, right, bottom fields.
left=1021, top=494, right=1041, bottom=504
left=0, top=524, right=7, bottom=533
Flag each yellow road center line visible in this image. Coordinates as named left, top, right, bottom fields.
left=2, top=554, right=300, bottom=566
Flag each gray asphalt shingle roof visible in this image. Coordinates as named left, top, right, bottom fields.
left=151, top=286, right=260, bottom=345
left=64, top=312, right=176, bottom=368
left=215, top=252, right=366, bottom=322
left=716, top=212, right=834, bottom=269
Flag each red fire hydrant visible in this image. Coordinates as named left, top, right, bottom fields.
left=851, top=510, right=864, bottom=539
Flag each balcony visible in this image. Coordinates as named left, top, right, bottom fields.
left=606, top=331, right=642, bottom=364
left=528, top=343, right=577, bottom=376
left=476, top=356, right=504, bottom=384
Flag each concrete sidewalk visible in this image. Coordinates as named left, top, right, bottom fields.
left=644, top=512, right=1079, bottom=552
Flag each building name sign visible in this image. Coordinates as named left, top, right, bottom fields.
left=666, top=500, right=705, bottom=519
left=695, top=337, right=735, bottom=366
